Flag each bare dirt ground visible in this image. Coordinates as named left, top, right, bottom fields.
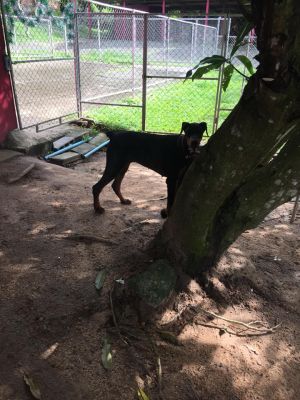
left=0, top=153, right=299, bottom=400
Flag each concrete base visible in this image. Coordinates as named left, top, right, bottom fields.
left=49, top=151, right=81, bottom=166
left=1, top=124, right=90, bottom=156
left=0, top=150, right=22, bottom=163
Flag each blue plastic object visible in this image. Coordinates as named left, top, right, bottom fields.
left=44, top=139, right=87, bottom=160
left=83, top=140, right=110, bottom=158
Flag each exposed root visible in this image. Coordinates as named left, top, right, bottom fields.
left=193, top=306, right=282, bottom=336
left=63, top=233, right=117, bottom=246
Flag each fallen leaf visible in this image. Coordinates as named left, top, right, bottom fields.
left=101, top=338, right=112, bottom=370
left=23, top=373, right=41, bottom=399
left=95, top=270, right=107, bottom=291
left=158, top=330, right=182, bottom=346
left=137, top=387, right=150, bottom=400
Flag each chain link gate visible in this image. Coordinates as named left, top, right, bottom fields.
left=4, top=6, right=257, bottom=135
left=74, top=11, right=227, bottom=135
left=4, top=14, right=78, bottom=131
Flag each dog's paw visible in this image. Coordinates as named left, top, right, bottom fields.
left=160, top=208, right=168, bottom=219
left=94, top=206, right=105, bottom=214
left=121, top=199, right=132, bottom=205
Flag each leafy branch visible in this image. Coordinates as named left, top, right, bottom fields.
left=3, top=0, right=75, bottom=42
left=186, top=21, right=255, bottom=91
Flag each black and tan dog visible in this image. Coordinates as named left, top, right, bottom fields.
left=93, top=122, right=207, bottom=218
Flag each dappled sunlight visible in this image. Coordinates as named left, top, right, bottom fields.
left=0, top=155, right=299, bottom=400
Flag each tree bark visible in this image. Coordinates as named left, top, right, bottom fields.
left=160, top=0, right=300, bottom=278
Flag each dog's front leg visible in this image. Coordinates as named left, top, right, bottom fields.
left=161, top=177, right=177, bottom=219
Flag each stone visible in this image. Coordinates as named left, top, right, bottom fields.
left=71, top=143, right=95, bottom=155
left=0, top=149, right=22, bottom=163
left=52, top=136, right=76, bottom=150
left=49, top=151, right=81, bottom=166
left=1, top=124, right=91, bottom=156
left=89, top=133, right=109, bottom=146
left=128, top=259, right=177, bottom=308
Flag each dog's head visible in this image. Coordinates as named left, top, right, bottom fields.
left=180, top=121, right=208, bottom=154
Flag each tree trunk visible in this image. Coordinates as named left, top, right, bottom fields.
left=161, top=0, right=300, bottom=279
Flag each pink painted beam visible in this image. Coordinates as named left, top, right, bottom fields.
left=205, top=0, right=210, bottom=26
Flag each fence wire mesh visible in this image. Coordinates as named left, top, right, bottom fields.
left=6, top=8, right=258, bottom=134
left=77, top=12, right=225, bottom=133
left=7, top=15, right=77, bottom=129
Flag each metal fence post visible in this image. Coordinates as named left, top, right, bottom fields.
left=48, top=18, right=54, bottom=58
left=163, top=18, right=166, bottom=65
left=142, top=14, right=148, bottom=131
left=190, top=23, right=195, bottom=64
left=215, top=16, right=221, bottom=53
left=0, top=5, right=22, bottom=128
left=97, top=16, right=101, bottom=52
left=225, top=18, right=231, bottom=57
left=193, top=22, right=198, bottom=65
left=213, top=16, right=229, bottom=134
left=74, top=13, right=82, bottom=117
left=166, top=18, right=170, bottom=76
left=132, top=13, right=136, bottom=95
left=64, top=23, right=68, bottom=55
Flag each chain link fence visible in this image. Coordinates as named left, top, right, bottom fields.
left=7, top=15, right=77, bottom=130
left=77, top=12, right=225, bottom=134
left=5, top=5, right=258, bottom=134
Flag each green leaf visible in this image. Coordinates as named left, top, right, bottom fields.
left=235, top=55, right=255, bottom=75
left=95, top=269, right=107, bottom=291
left=191, top=62, right=222, bottom=80
left=222, top=64, right=234, bottom=92
left=101, top=338, right=112, bottom=370
left=199, top=55, right=226, bottom=65
left=137, top=388, right=150, bottom=400
left=230, top=21, right=253, bottom=58
left=192, top=65, right=213, bottom=80
left=23, top=373, right=41, bottom=400
left=185, top=69, right=193, bottom=79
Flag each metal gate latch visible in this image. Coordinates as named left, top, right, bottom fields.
left=3, top=54, right=12, bottom=72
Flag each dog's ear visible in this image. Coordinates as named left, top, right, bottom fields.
left=199, top=122, right=208, bottom=135
left=180, top=122, right=190, bottom=135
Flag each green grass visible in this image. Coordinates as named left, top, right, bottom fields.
left=12, top=48, right=72, bottom=60
left=86, top=73, right=243, bottom=134
left=14, top=20, right=63, bottom=44
left=81, top=49, right=142, bottom=65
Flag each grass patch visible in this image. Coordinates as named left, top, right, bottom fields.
left=81, top=49, right=142, bottom=65
left=14, top=20, right=63, bottom=44
left=85, top=73, right=243, bottom=134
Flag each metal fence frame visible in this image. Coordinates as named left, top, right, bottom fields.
left=74, top=11, right=234, bottom=134
left=4, top=14, right=78, bottom=132
left=4, top=5, right=257, bottom=134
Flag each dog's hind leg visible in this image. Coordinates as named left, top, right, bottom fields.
left=112, top=163, right=131, bottom=205
left=92, top=154, right=127, bottom=214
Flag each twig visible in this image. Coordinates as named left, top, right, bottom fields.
left=64, top=233, right=117, bottom=246
left=194, top=321, right=280, bottom=337
left=147, top=332, right=164, bottom=399
left=109, top=290, right=129, bottom=345
left=121, top=219, right=161, bottom=233
left=157, top=356, right=162, bottom=395
left=186, top=376, right=201, bottom=400
left=193, top=307, right=281, bottom=335
left=8, top=163, right=35, bottom=183
left=135, top=196, right=167, bottom=204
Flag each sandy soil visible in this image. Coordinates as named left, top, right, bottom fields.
left=0, top=153, right=299, bottom=400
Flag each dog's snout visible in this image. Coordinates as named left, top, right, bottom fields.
left=191, top=140, right=199, bottom=149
